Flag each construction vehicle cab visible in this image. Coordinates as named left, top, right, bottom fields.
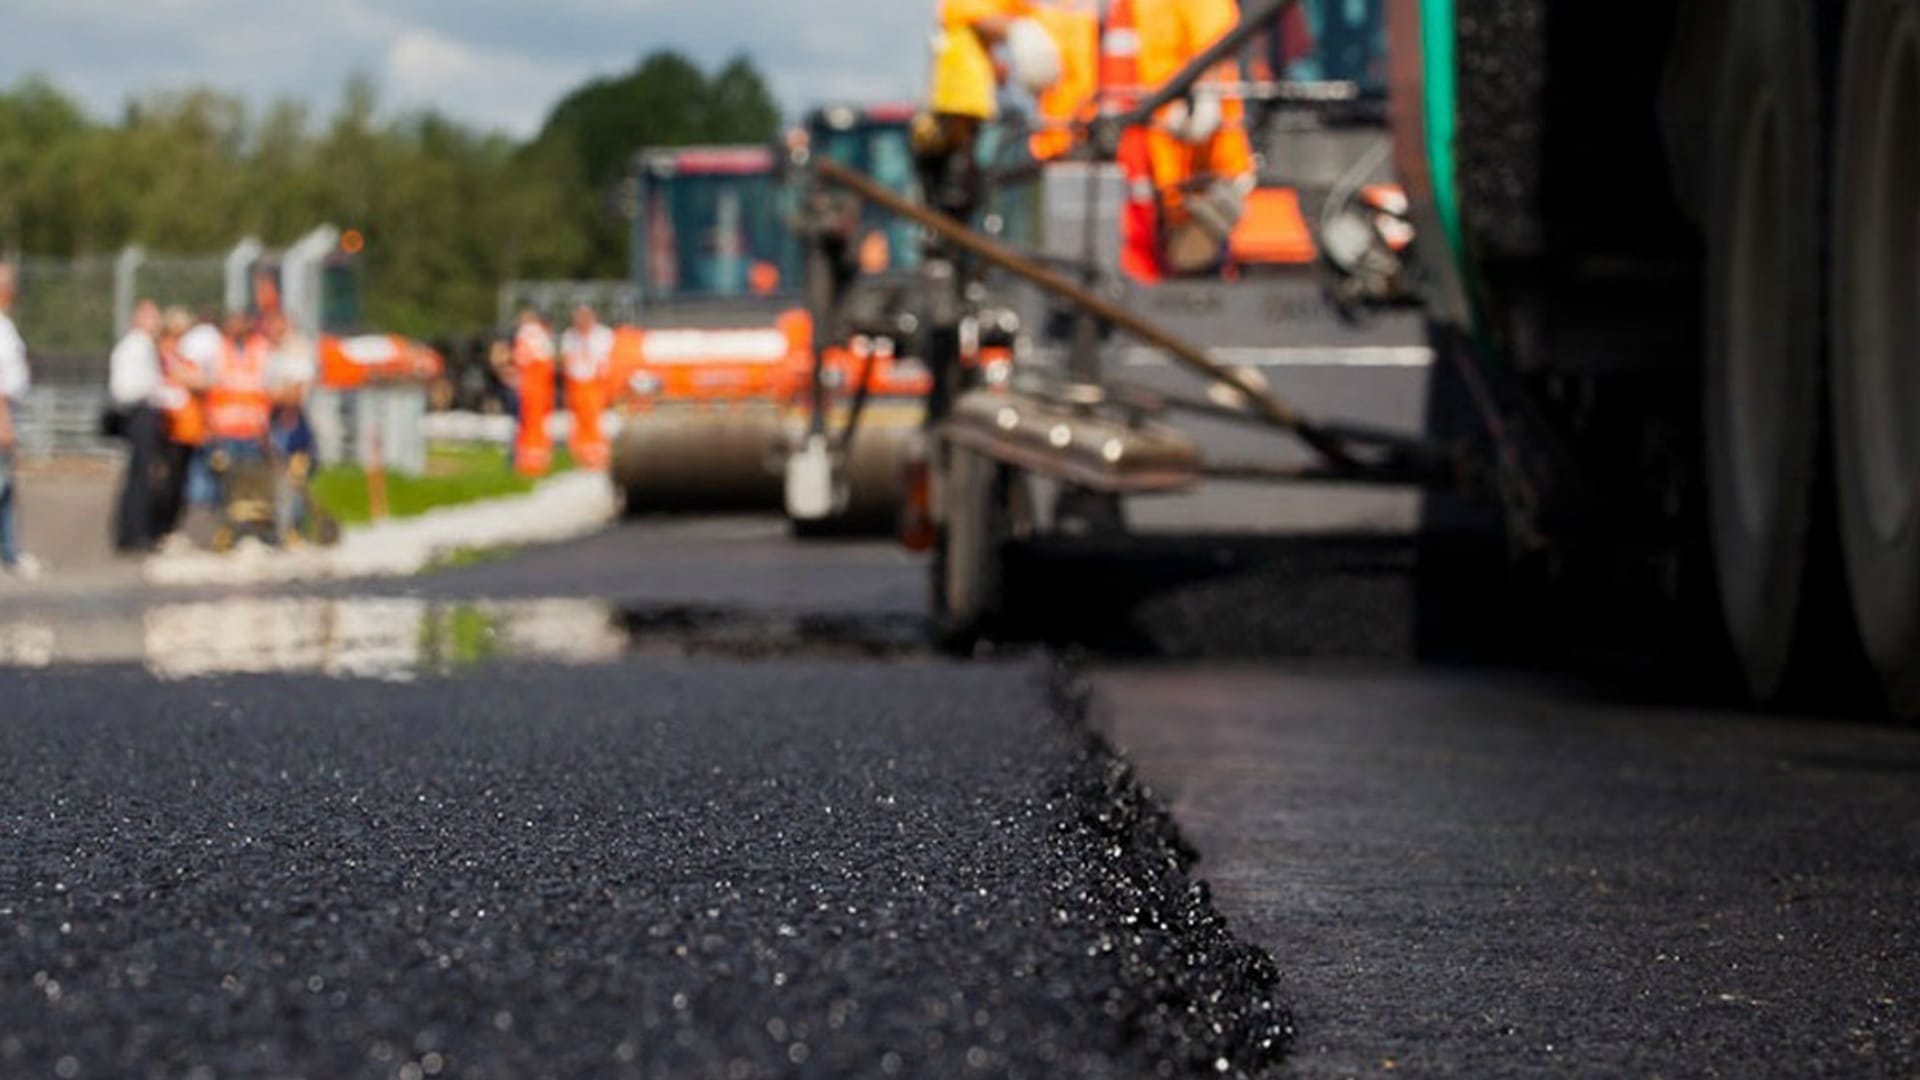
left=608, top=144, right=809, bottom=512
left=803, top=103, right=923, bottom=275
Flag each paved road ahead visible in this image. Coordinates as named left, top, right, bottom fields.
left=3, top=517, right=1918, bottom=1078
left=1094, top=666, right=1920, bottom=1078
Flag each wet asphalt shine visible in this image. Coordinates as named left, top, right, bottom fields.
left=3, top=516, right=1918, bottom=1078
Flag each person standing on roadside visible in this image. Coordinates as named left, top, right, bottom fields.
left=174, top=312, right=229, bottom=515
left=153, top=307, right=209, bottom=540
left=205, top=312, right=272, bottom=468
left=511, top=308, right=557, bottom=477
left=560, top=304, right=613, bottom=470
left=107, top=299, right=166, bottom=553
left=263, top=310, right=318, bottom=542
left=0, top=264, right=40, bottom=579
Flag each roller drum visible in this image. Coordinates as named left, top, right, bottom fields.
left=613, top=406, right=784, bottom=514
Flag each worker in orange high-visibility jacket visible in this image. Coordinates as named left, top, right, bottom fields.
left=1029, top=0, right=1101, bottom=162
left=512, top=309, right=557, bottom=477
left=560, top=304, right=613, bottom=471
left=1091, top=0, right=1169, bottom=282
left=1135, top=0, right=1257, bottom=274
left=204, top=325, right=274, bottom=463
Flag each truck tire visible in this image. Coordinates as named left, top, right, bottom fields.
left=931, top=448, right=1032, bottom=652
left=1832, top=0, right=1920, bottom=713
left=1703, top=1, right=1826, bottom=703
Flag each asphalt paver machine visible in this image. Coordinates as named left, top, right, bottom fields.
left=789, top=0, right=1516, bottom=648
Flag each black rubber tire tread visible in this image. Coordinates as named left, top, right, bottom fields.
left=931, top=450, right=1030, bottom=655
left=1702, top=0, right=1828, bottom=704
left=1830, top=0, right=1920, bottom=713
left=931, top=447, right=990, bottom=653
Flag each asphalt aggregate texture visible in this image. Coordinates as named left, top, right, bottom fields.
left=10, top=511, right=1920, bottom=1079
left=1, top=660, right=1289, bottom=1080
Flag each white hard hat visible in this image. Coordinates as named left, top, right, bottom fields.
left=1007, top=18, right=1064, bottom=94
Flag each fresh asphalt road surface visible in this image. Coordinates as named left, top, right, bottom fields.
left=2, top=661, right=1284, bottom=1080
left=1093, top=666, right=1920, bottom=1078
left=4, top=516, right=1918, bottom=1078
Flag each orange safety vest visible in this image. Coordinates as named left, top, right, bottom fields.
left=1029, top=2, right=1101, bottom=161
left=1136, top=0, right=1255, bottom=206
left=159, top=345, right=208, bottom=447
left=513, top=323, right=557, bottom=476
left=205, top=335, right=272, bottom=442
left=562, top=325, right=612, bottom=471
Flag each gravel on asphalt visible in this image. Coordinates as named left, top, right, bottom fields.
left=1, top=659, right=1288, bottom=1079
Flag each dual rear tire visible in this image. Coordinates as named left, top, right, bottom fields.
left=1708, top=0, right=1920, bottom=712
left=1704, top=0, right=1827, bottom=703
left=1832, top=0, right=1920, bottom=712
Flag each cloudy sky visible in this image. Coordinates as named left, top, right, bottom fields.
left=1, top=0, right=930, bottom=137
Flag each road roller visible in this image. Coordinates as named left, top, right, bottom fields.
left=605, top=143, right=805, bottom=514
left=611, top=118, right=941, bottom=531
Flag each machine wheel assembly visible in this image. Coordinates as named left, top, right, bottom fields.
left=786, top=423, right=917, bottom=539
left=1702, top=1, right=1827, bottom=703
left=931, top=445, right=1034, bottom=652
left=1831, top=0, right=1920, bottom=712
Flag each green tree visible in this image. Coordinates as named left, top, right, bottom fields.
left=705, top=55, right=783, bottom=145
left=533, top=52, right=786, bottom=276
left=0, top=52, right=787, bottom=338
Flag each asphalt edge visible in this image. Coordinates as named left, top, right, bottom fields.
left=1042, top=659, right=1296, bottom=1076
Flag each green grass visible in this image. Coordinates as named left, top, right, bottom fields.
left=417, top=604, right=504, bottom=669
left=312, top=443, right=574, bottom=526
left=420, top=544, right=521, bottom=575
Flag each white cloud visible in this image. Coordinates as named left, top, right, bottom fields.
left=382, top=28, right=593, bottom=138
left=0, top=1, right=931, bottom=134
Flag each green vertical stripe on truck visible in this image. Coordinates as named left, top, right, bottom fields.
left=1420, top=0, right=1464, bottom=265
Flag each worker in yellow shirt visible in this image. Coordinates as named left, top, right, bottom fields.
left=917, top=0, right=1056, bottom=222
left=1134, top=0, right=1257, bottom=274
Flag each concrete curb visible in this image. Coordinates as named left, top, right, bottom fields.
left=142, top=470, right=618, bottom=588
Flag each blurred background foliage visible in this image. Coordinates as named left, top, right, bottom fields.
left=0, top=51, right=783, bottom=338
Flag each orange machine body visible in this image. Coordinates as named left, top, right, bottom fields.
left=317, top=334, right=444, bottom=392
left=609, top=309, right=811, bottom=416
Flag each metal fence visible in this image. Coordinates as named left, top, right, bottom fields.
left=135, top=252, right=228, bottom=327
left=11, top=248, right=228, bottom=388
left=9, top=385, right=117, bottom=461
left=12, top=256, right=118, bottom=380
left=8, top=248, right=233, bottom=457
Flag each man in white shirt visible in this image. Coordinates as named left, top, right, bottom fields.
left=108, top=299, right=165, bottom=552
left=0, top=263, right=39, bottom=578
